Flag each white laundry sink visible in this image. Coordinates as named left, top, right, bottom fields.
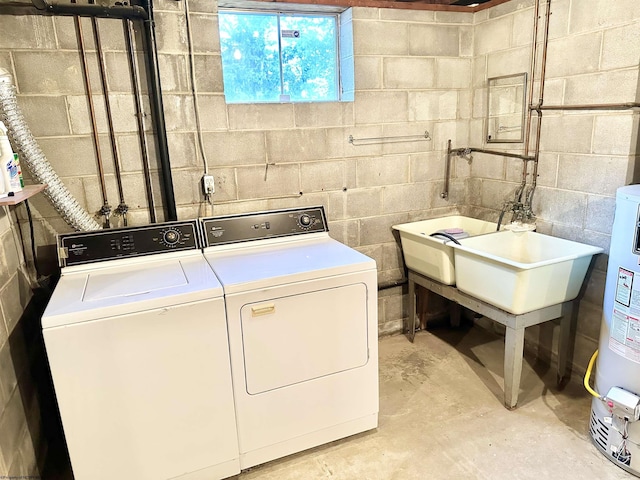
left=393, top=216, right=497, bottom=285
left=451, top=230, right=603, bottom=314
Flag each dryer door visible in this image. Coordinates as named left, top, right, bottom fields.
left=240, top=282, right=369, bottom=394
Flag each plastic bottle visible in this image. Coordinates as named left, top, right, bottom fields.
left=0, top=121, right=21, bottom=193
left=13, top=154, right=24, bottom=188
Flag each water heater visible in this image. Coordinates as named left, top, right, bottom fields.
left=590, top=185, right=640, bottom=477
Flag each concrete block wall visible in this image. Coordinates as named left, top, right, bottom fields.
left=150, top=0, right=475, bottom=334
left=470, top=0, right=640, bottom=375
left=0, top=207, right=40, bottom=477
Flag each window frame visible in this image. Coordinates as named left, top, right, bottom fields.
left=217, top=3, right=352, bottom=104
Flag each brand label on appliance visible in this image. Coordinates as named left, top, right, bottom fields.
left=610, top=266, right=640, bottom=364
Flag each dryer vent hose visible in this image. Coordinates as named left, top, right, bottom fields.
left=0, top=68, right=101, bottom=232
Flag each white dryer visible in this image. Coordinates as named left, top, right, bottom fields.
left=42, top=221, right=240, bottom=480
left=201, top=207, right=379, bottom=469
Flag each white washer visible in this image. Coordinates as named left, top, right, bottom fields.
left=42, top=221, right=240, bottom=480
left=201, top=207, right=379, bottom=469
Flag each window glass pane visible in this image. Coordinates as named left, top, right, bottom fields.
left=219, top=13, right=281, bottom=103
left=280, top=15, right=338, bottom=102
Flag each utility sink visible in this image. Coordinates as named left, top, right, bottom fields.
left=393, top=216, right=497, bottom=285
left=451, top=230, right=603, bottom=314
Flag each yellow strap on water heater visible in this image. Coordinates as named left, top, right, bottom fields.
left=584, top=349, right=602, bottom=399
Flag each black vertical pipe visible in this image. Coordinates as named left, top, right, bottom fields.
left=139, top=0, right=177, bottom=221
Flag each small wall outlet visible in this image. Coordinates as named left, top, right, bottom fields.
left=201, top=174, right=215, bottom=196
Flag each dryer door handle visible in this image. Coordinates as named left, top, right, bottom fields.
left=251, top=304, right=276, bottom=317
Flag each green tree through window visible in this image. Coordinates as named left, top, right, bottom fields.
left=219, top=11, right=339, bottom=103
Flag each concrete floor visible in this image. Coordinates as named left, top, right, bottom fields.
left=47, top=322, right=633, bottom=479
left=236, top=323, right=632, bottom=480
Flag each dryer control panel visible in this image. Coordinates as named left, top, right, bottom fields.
left=201, top=206, right=328, bottom=246
left=58, top=221, right=200, bottom=267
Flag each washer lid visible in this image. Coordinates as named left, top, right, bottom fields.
left=204, top=236, right=376, bottom=294
left=42, top=253, right=223, bottom=328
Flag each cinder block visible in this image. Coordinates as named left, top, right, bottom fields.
left=432, top=120, right=470, bottom=150
left=539, top=114, right=594, bottom=154
left=359, top=212, right=410, bottom=246
left=236, top=164, right=300, bottom=199
left=486, top=46, right=531, bottom=78
left=345, top=188, right=382, bottom=218
left=15, top=96, right=70, bottom=137
left=534, top=152, right=559, bottom=188
left=188, top=14, right=220, bottom=54
left=382, top=182, right=431, bottom=214
left=380, top=9, right=434, bottom=22
left=13, top=52, right=85, bottom=95
left=300, top=160, right=345, bottom=193
left=353, top=21, right=408, bottom=56
left=354, top=56, right=382, bottom=90
left=166, top=132, right=198, bottom=169
left=436, top=11, right=473, bottom=24
left=408, top=24, right=460, bottom=57
left=208, top=167, right=237, bottom=202
left=382, top=242, right=404, bottom=271
left=160, top=94, right=196, bottom=132
left=545, top=32, right=602, bottom=79
left=266, top=129, right=328, bottom=162
left=470, top=152, right=505, bottom=180
left=194, top=54, right=224, bottom=94
left=327, top=219, right=359, bottom=246
left=511, top=9, right=534, bottom=47
left=0, top=15, right=55, bottom=50
left=157, top=53, right=189, bottom=93
left=459, top=25, right=473, bottom=57
left=228, top=104, right=293, bottom=130
left=487, top=0, right=534, bottom=19
left=436, top=58, right=471, bottom=89
left=356, top=155, right=409, bottom=187
left=170, top=168, right=202, bottom=205
left=547, top=0, right=570, bottom=40
left=195, top=94, right=228, bottom=131
left=565, top=68, right=638, bottom=105
left=474, top=17, right=512, bottom=56
left=586, top=195, right=616, bottom=235
left=294, top=103, right=354, bottom=128
left=354, top=91, right=408, bottom=125
left=593, top=114, right=635, bottom=156
left=602, top=23, right=640, bottom=70
left=534, top=185, right=588, bottom=228
left=557, top=154, right=628, bottom=196
left=116, top=132, right=159, bottom=173
left=383, top=57, right=435, bottom=90
left=154, top=12, right=187, bottom=53
left=37, top=136, right=105, bottom=177
left=0, top=386, right=26, bottom=473
left=568, top=0, right=640, bottom=34
left=203, top=131, right=266, bottom=166
left=1, top=273, right=31, bottom=343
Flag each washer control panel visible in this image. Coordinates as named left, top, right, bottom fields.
left=59, top=220, right=200, bottom=267
left=201, top=206, right=327, bottom=246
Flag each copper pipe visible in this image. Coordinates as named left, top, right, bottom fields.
left=527, top=0, right=553, bottom=208
left=458, top=147, right=535, bottom=161
left=536, top=102, right=640, bottom=111
left=519, top=0, right=541, bottom=203
left=75, top=16, right=110, bottom=227
left=124, top=19, right=156, bottom=223
left=91, top=15, right=128, bottom=225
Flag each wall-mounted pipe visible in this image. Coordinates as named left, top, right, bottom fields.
left=90, top=13, right=129, bottom=225
left=75, top=15, right=111, bottom=228
left=139, top=0, right=177, bottom=221
left=32, top=0, right=147, bottom=19
left=124, top=18, right=156, bottom=223
left=30, top=0, right=178, bottom=222
left=0, top=68, right=102, bottom=231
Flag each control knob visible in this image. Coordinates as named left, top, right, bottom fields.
left=299, top=214, right=312, bottom=227
left=162, top=229, right=181, bottom=246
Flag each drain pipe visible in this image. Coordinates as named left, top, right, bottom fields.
left=139, top=0, right=178, bottom=221
left=0, top=68, right=102, bottom=231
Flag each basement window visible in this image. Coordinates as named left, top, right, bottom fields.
left=218, top=5, right=354, bottom=103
